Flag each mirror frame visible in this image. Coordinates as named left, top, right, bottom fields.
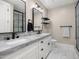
left=13, top=0, right=26, bottom=33
left=32, top=8, right=43, bottom=31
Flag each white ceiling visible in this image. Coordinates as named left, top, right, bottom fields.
left=39, top=0, right=78, bottom=9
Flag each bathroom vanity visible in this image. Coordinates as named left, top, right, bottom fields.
left=0, top=0, right=52, bottom=59
left=0, top=33, right=52, bottom=59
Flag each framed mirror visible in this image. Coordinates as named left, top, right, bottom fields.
left=12, top=0, right=26, bottom=32
left=32, top=8, right=43, bottom=31
left=0, top=0, right=26, bottom=33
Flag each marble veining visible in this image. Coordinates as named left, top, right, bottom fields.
left=47, top=43, right=79, bottom=59
left=0, top=33, right=50, bottom=56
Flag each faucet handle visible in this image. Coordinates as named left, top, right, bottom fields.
left=4, top=37, right=10, bottom=40
left=16, top=36, right=19, bottom=38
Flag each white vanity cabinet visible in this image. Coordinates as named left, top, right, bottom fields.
left=38, top=36, right=52, bottom=59
left=0, top=0, right=13, bottom=33
left=1, top=35, right=52, bottom=59
left=3, top=42, right=39, bottom=59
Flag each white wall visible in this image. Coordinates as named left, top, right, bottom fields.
left=48, top=4, right=76, bottom=45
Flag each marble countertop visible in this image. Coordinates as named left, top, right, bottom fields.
left=0, top=33, right=50, bottom=57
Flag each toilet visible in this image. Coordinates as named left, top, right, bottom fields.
left=51, top=39, right=57, bottom=48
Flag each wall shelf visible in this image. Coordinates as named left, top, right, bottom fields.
left=60, top=26, right=72, bottom=27
left=42, top=22, right=50, bottom=24
left=42, top=17, right=50, bottom=20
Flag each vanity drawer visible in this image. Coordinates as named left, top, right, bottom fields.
left=39, top=54, right=45, bottom=59
left=39, top=44, right=46, bottom=53
left=39, top=46, right=50, bottom=59
left=38, top=44, right=50, bottom=59
left=39, top=36, right=52, bottom=46
left=39, top=55, right=46, bottom=59
left=39, top=36, right=52, bottom=54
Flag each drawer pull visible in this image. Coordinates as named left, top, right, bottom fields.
left=41, top=48, right=44, bottom=51
left=41, top=57, right=44, bottom=59
left=48, top=43, right=50, bottom=45
left=41, top=41, right=44, bottom=43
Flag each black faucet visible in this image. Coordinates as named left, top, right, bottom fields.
left=12, top=33, right=15, bottom=39
left=4, top=37, right=10, bottom=40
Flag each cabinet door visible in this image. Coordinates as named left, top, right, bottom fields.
left=21, top=45, right=38, bottom=59
left=12, top=46, right=38, bottom=59
left=0, top=0, right=13, bottom=33
left=3, top=43, right=38, bottom=59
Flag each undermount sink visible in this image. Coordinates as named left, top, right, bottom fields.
left=21, top=35, right=37, bottom=40
left=5, top=35, right=41, bottom=45
left=6, top=39, right=26, bottom=45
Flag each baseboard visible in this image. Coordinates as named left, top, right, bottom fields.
left=74, top=46, right=79, bottom=57
left=45, top=50, right=53, bottom=59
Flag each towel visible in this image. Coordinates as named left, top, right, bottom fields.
left=62, top=27, right=70, bottom=38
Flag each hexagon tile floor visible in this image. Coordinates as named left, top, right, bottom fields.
left=47, top=43, right=79, bottom=59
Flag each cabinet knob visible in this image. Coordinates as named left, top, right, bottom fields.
left=41, top=48, right=44, bottom=51
left=48, top=43, right=50, bottom=45
left=41, top=57, right=44, bottom=59
left=41, top=41, right=44, bottom=43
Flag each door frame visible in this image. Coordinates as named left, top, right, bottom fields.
left=75, top=0, right=79, bottom=52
